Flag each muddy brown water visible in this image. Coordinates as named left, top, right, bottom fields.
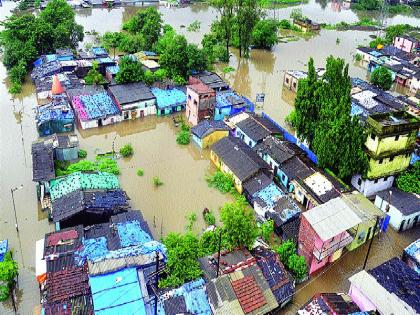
left=1, top=2, right=419, bottom=314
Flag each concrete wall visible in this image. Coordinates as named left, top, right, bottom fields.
left=292, top=179, right=318, bottom=210
left=394, top=36, right=418, bottom=53
left=366, top=133, right=415, bottom=156
left=351, top=174, right=394, bottom=197
left=374, top=195, right=420, bottom=231
left=186, top=88, right=200, bottom=126
left=202, top=131, right=229, bottom=149
left=367, top=153, right=411, bottom=178
left=348, top=283, right=377, bottom=312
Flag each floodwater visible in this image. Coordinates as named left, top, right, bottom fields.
left=1, top=1, right=420, bottom=314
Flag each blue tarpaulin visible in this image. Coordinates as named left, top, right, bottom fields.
left=117, top=220, right=152, bottom=248
left=0, top=239, right=8, bottom=262
left=75, top=237, right=109, bottom=265
left=95, top=241, right=166, bottom=263
left=151, top=88, right=187, bottom=109
left=90, top=268, right=147, bottom=315
left=253, top=183, right=285, bottom=208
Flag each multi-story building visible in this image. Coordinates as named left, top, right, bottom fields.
left=185, top=82, right=216, bottom=126
left=352, top=111, right=419, bottom=197
left=298, top=197, right=362, bottom=274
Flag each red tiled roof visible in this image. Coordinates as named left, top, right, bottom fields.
left=187, top=82, right=214, bottom=94
left=231, top=276, right=266, bottom=314
left=47, top=230, right=78, bottom=246
left=46, top=266, right=90, bottom=303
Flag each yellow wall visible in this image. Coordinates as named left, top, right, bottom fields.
left=347, top=221, right=375, bottom=251
left=367, top=154, right=411, bottom=178
left=366, top=133, right=415, bottom=156
left=210, top=151, right=243, bottom=193
left=330, top=248, right=343, bottom=262
left=202, top=131, right=229, bottom=149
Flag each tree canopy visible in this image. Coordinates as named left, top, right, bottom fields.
left=294, top=56, right=369, bottom=179
left=115, top=56, right=144, bottom=84
left=370, top=66, right=393, bottom=90
left=251, top=19, right=279, bottom=49
left=396, top=161, right=420, bottom=194
left=0, top=252, right=18, bottom=302
left=0, top=0, right=83, bottom=93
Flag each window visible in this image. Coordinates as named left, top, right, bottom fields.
left=395, top=135, right=399, bottom=141
left=249, top=141, right=252, bottom=146
left=374, top=179, right=378, bottom=184
left=188, top=95, right=191, bottom=100
left=286, top=78, right=289, bottom=84
left=379, top=159, right=383, bottom=164
left=194, top=100, right=198, bottom=105
left=357, top=178, right=362, bottom=186
left=384, top=176, right=389, bottom=181
left=282, top=174, right=285, bottom=181
left=389, top=156, right=394, bottom=162
left=293, top=82, right=297, bottom=88
left=370, top=134, right=376, bottom=140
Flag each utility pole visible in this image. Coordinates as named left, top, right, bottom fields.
left=216, top=229, right=223, bottom=278
left=11, top=185, right=23, bottom=232
left=363, top=215, right=379, bottom=270
left=154, top=251, right=159, bottom=315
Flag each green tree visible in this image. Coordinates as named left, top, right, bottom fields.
left=0, top=252, right=18, bottom=302
left=294, top=57, right=320, bottom=144
left=210, top=0, right=235, bottom=61
left=144, top=70, right=155, bottom=85
left=154, top=68, right=168, bottom=82
left=186, top=44, right=209, bottom=75
left=159, top=34, right=189, bottom=79
left=123, top=7, right=162, bottom=50
left=115, top=56, right=144, bottom=84
left=235, top=0, right=261, bottom=58
left=118, top=33, right=146, bottom=54
left=396, top=161, right=420, bottom=194
left=206, top=170, right=235, bottom=194
left=384, top=24, right=412, bottom=44
left=220, top=201, right=259, bottom=249
left=251, top=19, right=279, bottom=49
left=370, top=66, right=393, bottom=90
left=259, top=220, right=274, bottom=243
left=84, top=61, right=105, bottom=85
left=102, top=32, right=123, bottom=59
left=160, top=232, right=203, bottom=288
left=288, top=254, right=307, bottom=280
left=176, top=130, right=190, bottom=145
left=290, top=8, right=305, bottom=21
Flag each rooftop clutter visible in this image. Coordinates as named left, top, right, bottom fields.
left=49, top=171, right=120, bottom=201
left=72, top=92, right=120, bottom=121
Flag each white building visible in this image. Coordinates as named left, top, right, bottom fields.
left=374, top=187, right=420, bottom=232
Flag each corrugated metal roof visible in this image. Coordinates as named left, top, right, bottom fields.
left=303, top=197, right=362, bottom=241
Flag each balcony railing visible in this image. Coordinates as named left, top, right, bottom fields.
left=313, top=233, right=354, bottom=261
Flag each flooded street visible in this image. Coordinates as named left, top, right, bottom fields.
left=1, top=1, right=419, bottom=314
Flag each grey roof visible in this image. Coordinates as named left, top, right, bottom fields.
left=243, top=173, right=273, bottom=197
left=195, top=71, right=229, bottom=90
left=54, top=134, right=79, bottom=149
left=303, top=197, right=362, bottom=241
left=108, top=82, right=155, bottom=105
left=211, top=137, right=269, bottom=182
left=376, top=188, right=420, bottom=215
left=254, top=136, right=295, bottom=165
left=32, top=141, right=55, bottom=182
left=164, top=295, right=188, bottom=315
left=236, top=117, right=271, bottom=143
left=253, top=116, right=283, bottom=135
left=280, top=156, right=314, bottom=180
left=191, top=119, right=229, bottom=139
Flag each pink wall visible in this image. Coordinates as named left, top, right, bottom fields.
left=186, top=88, right=200, bottom=126
left=393, top=37, right=418, bottom=53
left=348, top=283, right=377, bottom=312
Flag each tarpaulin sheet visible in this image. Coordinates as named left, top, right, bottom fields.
left=117, top=220, right=152, bottom=248
left=75, top=237, right=109, bottom=265
left=0, top=239, right=8, bottom=262
left=90, top=268, right=146, bottom=315
left=171, top=278, right=212, bottom=315
left=151, top=88, right=186, bottom=109
left=73, top=92, right=119, bottom=121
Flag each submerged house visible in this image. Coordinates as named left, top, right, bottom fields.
left=211, top=136, right=270, bottom=194
left=297, top=293, right=361, bottom=315
left=402, top=239, right=420, bottom=274
left=293, top=18, right=320, bottom=33
left=283, top=70, right=308, bottom=92
left=36, top=97, right=75, bottom=136
left=232, top=116, right=273, bottom=148
left=189, top=71, right=230, bottom=92
left=191, top=119, right=229, bottom=148
left=32, top=140, right=55, bottom=186
left=51, top=189, right=130, bottom=229
left=291, top=171, right=341, bottom=211
left=393, top=35, right=419, bottom=54
left=201, top=248, right=279, bottom=314
left=374, top=187, right=420, bottom=232
left=214, top=90, right=254, bottom=121
left=67, top=86, right=122, bottom=129
left=185, top=82, right=216, bottom=126
left=348, top=257, right=420, bottom=314
left=298, top=197, right=362, bottom=275
left=352, top=111, right=420, bottom=197
left=108, top=82, right=156, bottom=120
left=151, top=87, right=187, bottom=116
left=341, top=192, right=385, bottom=251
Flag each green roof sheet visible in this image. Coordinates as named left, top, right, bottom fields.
left=50, top=171, right=119, bottom=201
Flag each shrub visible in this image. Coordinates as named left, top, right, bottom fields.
left=285, top=110, right=296, bottom=127
left=276, top=240, right=296, bottom=264
left=185, top=213, right=197, bottom=231
left=172, top=75, right=187, bottom=86
left=9, top=82, right=22, bottom=95
left=0, top=252, right=18, bottom=302
left=259, top=220, right=274, bottom=243
left=370, top=66, right=393, bottom=90
left=180, top=121, right=190, bottom=132
left=137, top=168, right=144, bottom=176
left=355, top=53, right=362, bottom=62
left=78, top=149, right=87, bottom=158
left=153, top=176, right=163, bottom=187
left=288, top=254, right=308, bottom=280
left=206, top=171, right=235, bottom=194
left=119, top=144, right=134, bottom=157
left=176, top=130, right=190, bottom=145
left=144, top=70, right=155, bottom=86
left=204, top=211, right=216, bottom=226
left=396, top=161, right=420, bottom=194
